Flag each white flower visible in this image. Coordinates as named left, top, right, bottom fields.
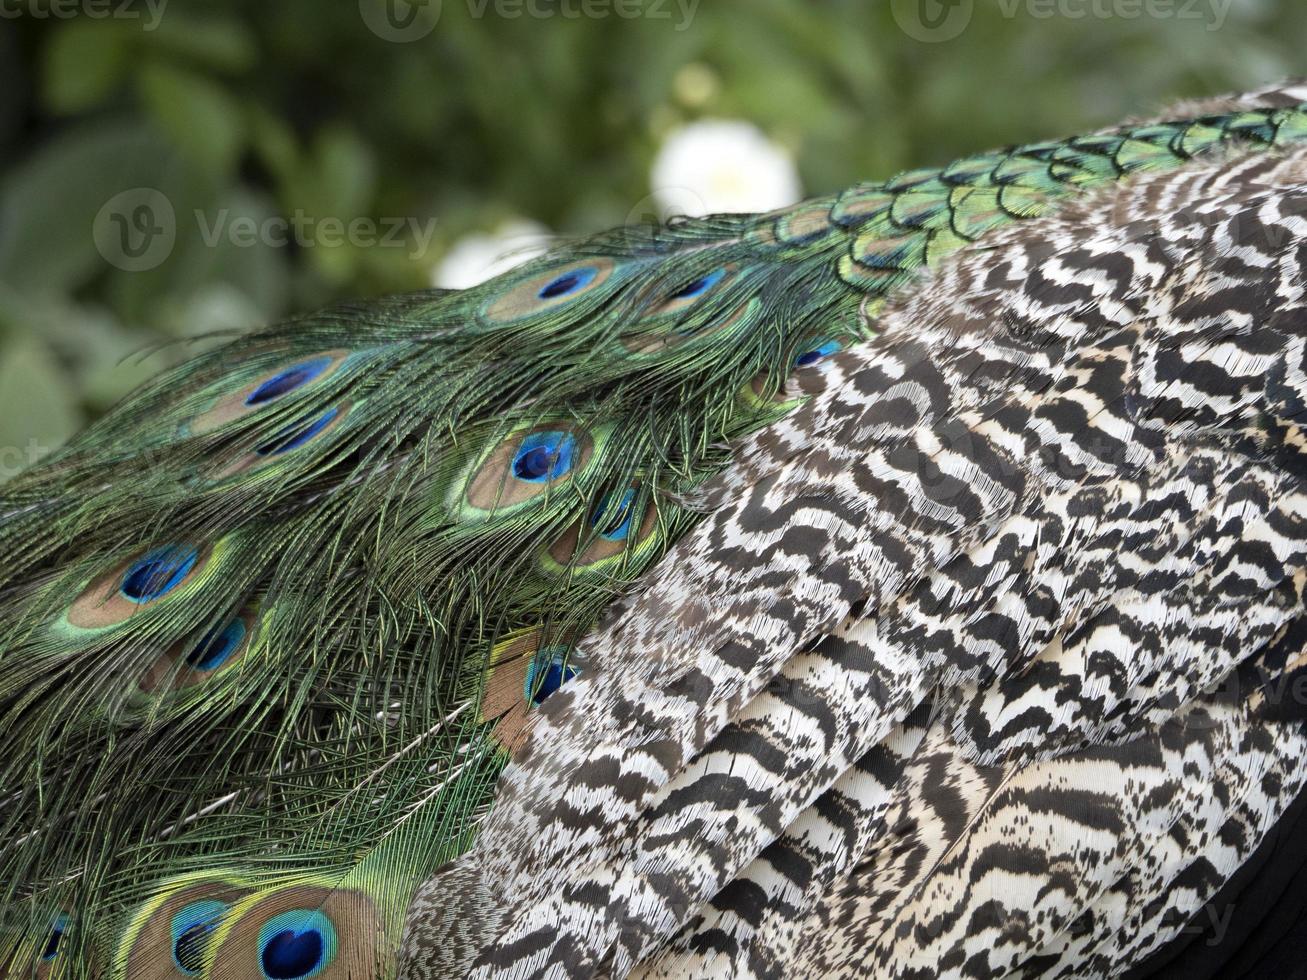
left=651, top=119, right=802, bottom=218
left=432, top=219, right=552, bottom=289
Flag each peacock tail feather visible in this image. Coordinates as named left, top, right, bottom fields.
left=3, top=81, right=1307, bottom=977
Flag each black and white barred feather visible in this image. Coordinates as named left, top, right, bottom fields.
left=398, top=121, right=1307, bottom=978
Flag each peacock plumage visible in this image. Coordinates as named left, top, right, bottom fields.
left=3, top=79, right=1307, bottom=979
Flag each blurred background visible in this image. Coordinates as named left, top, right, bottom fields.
left=1, top=0, right=1306, bottom=474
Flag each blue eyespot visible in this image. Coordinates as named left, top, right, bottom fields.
left=185, top=619, right=247, bottom=672
left=511, top=431, right=577, bottom=482
left=794, top=340, right=842, bottom=368
left=668, top=267, right=726, bottom=302
left=590, top=489, right=637, bottom=542
left=245, top=358, right=332, bottom=407
left=254, top=407, right=340, bottom=457
left=258, top=910, right=337, bottom=980
left=41, top=917, right=68, bottom=961
left=171, top=900, right=227, bottom=975
left=121, top=546, right=200, bottom=604
left=537, top=266, right=597, bottom=300
left=525, top=648, right=580, bottom=706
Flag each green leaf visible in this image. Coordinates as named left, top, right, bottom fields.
left=63, top=316, right=169, bottom=412
left=313, top=127, right=377, bottom=221
left=0, top=336, right=80, bottom=474
left=137, top=63, right=244, bottom=183
left=0, top=119, right=185, bottom=296
left=248, top=105, right=302, bottom=188
left=42, top=20, right=134, bottom=114
left=281, top=125, right=376, bottom=225
left=138, top=16, right=257, bottom=73
left=275, top=127, right=377, bottom=285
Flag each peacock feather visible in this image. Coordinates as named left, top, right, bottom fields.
left=3, top=81, right=1307, bottom=978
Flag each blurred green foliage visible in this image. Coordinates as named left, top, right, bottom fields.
left=1, top=0, right=1306, bottom=466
